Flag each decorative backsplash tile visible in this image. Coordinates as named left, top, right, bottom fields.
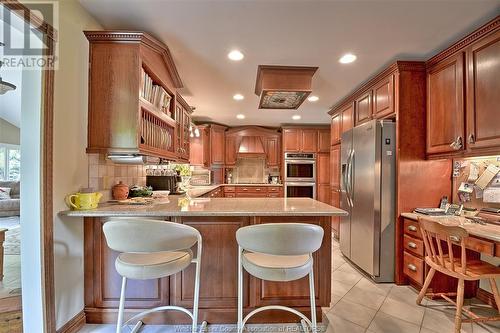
left=88, top=154, right=147, bottom=200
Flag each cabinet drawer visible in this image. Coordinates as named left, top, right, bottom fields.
left=235, top=186, right=267, bottom=193
left=268, top=187, right=282, bottom=193
left=403, top=234, right=424, bottom=257
left=267, top=193, right=282, bottom=198
left=403, top=219, right=422, bottom=239
left=224, top=186, right=236, bottom=193
left=403, top=252, right=424, bottom=285
left=225, top=193, right=235, bottom=198
left=235, top=193, right=266, bottom=198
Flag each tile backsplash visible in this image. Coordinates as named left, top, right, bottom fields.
left=88, top=153, right=147, bottom=201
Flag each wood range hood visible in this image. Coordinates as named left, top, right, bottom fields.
left=255, top=65, right=318, bottom=109
left=237, top=136, right=266, bottom=158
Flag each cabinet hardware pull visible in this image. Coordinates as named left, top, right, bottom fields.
left=450, top=136, right=463, bottom=150
left=468, top=134, right=475, bottom=144
left=408, top=242, right=417, bottom=249
left=407, top=264, right=417, bottom=272
left=408, top=225, right=417, bottom=232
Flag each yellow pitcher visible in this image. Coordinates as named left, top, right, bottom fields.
left=65, top=191, right=102, bottom=210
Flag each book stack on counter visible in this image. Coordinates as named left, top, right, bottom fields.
left=140, top=68, right=172, bottom=117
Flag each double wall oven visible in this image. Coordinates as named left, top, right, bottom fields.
left=284, top=153, right=316, bottom=199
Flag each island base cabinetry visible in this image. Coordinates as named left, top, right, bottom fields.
left=84, top=215, right=331, bottom=324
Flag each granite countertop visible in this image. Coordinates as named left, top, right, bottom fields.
left=401, top=212, right=500, bottom=242
left=60, top=197, right=347, bottom=218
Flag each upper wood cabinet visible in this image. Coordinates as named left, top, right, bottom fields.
left=189, top=125, right=206, bottom=166
left=426, top=53, right=465, bottom=155
left=282, top=127, right=328, bottom=153
left=265, top=137, right=280, bottom=167
left=85, top=31, right=187, bottom=161
left=208, top=125, right=226, bottom=165
left=301, top=129, right=318, bottom=152
left=341, top=103, right=354, bottom=134
left=355, top=90, right=372, bottom=124
left=373, top=74, right=394, bottom=118
left=225, top=135, right=238, bottom=166
left=465, top=29, right=500, bottom=151
left=283, top=128, right=301, bottom=152
left=330, top=113, right=341, bottom=145
left=318, top=129, right=330, bottom=152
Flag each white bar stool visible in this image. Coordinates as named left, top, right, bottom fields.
left=103, top=217, right=207, bottom=333
left=236, top=223, right=324, bottom=333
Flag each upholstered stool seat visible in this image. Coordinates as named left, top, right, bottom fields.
left=236, top=223, right=324, bottom=333
left=116, top=250, right=193, bottom=280
left=103, top=218, right=206, bottom=333
left=241, top=252, right=312, bottom=282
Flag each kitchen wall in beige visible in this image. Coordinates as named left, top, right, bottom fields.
left=51, top=0, right=102, bottom=329
left=0, top=118, right=20, bottom=145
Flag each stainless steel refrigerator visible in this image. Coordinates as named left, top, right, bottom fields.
left=339, top=119, right=396, bottom=282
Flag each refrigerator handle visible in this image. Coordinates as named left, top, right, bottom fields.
left=347, top=149, right=354, bottom=207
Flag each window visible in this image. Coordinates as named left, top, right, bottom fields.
left=0, top=144, right=21, bottom=181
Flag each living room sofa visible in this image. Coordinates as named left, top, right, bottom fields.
left=0, top=181, right=20, bottom=217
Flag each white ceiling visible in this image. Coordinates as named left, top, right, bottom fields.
left=78, top=0, right=500, bottom=127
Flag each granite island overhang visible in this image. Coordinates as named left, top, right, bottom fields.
left=60, top=197, right=347, bottom=325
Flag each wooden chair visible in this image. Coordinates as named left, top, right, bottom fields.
left=416, top=217, right=500, bottom=333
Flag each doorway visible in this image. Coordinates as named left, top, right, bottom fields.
left=0, top=2, right=55, bottom=332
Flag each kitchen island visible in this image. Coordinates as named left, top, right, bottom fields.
left=60, top=197, right=346, bottom=325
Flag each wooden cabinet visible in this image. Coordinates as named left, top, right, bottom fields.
left=282, top=127, right=328, bottom=153
left=85, top=31, right=184, bottom=161
left=330, top=113, right=341, bottom=145
left=202, top=124, right=226, bottom=166
left=330, top=144, right=340, bottom=189
left=466, top=29, right=500, bottom=151
left=355, top=90, right=372, bottom=124
left=426, top=53, right=465, bottom=155
left=317, top=153, right=330, bottom=204
left=283, top=128, right=300, bottom=152
left=175, top=95, right=192, bottom=161
left=318, top=129, right=330, bottom=152
left=331, top=189, right=340, bottom=237
left=301, top=130, right=318, bottom=152
left=265, top=137, right=280, bottom=167
left=233, top=186, right=283, bottom=198
left=373, top=74, right=394, bottom=118
left=225, top=135, right=238, bottom=166
left=341, top=103, right=354, bottom=134
left=189, top=126, right=205, bottom=166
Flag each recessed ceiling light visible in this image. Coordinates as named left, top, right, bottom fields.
left=228, top=50, right=244, bottom=61
left=307, top=95, right=319, bottom=102
left=339, top=53, right=357, bottom=64
left=233, top=94, right=244, bottom=101
left=236, top=114, right=246, bottom=119
left=292, top=115, right=301, bottom=120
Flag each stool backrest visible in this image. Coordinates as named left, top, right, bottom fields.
left=236, top=223, right=324, bottom=256
left=103, top=218, right=199, bottom=253
left=418, top=217, right=469, bottom=274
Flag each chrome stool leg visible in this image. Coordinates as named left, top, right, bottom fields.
left=116, top=277, right=127, bottom=333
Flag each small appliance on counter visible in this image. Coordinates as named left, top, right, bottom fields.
left=65, top=188, right=103, bottom=210
left=146, top=175, right=183, bottom=194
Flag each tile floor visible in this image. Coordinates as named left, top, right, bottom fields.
left=78, top=237, right=500, bottom=333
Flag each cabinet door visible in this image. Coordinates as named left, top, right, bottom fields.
left=301, top=129, right=318, bottom=152
left=330, top=113, right=341, bottom=145
left=317, top=184, right=330, bottom=204
left=466, top=30, right=500, bottom=151
left=265, top=137, right=280, bottom=167
left=211, top=127, right=225, bottom=164
left=318, top=129, right=330, bottom=152
left=331, top=189, right=340, bottom=237
left=317, top=153, right=330, bottom=185
left=202, top=127, right=210, bottom=167
left=341, top=103, right=354, bottom=134
left=283, top=128, right=300, bottom=152
left=182, top=109, right=191, bottom=160
left=225, top=135, right=238, bottom=166
left=170, top=217, right=249, bottom=308
left=427, top=53, right=465, bottom=155
left=373, top=75, right=394, bottom=118
left=330, top=144, right=340, bottom=189
left=355, top=91, right=372, bottom=124
left=189, top=132, right=204, bottom=166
